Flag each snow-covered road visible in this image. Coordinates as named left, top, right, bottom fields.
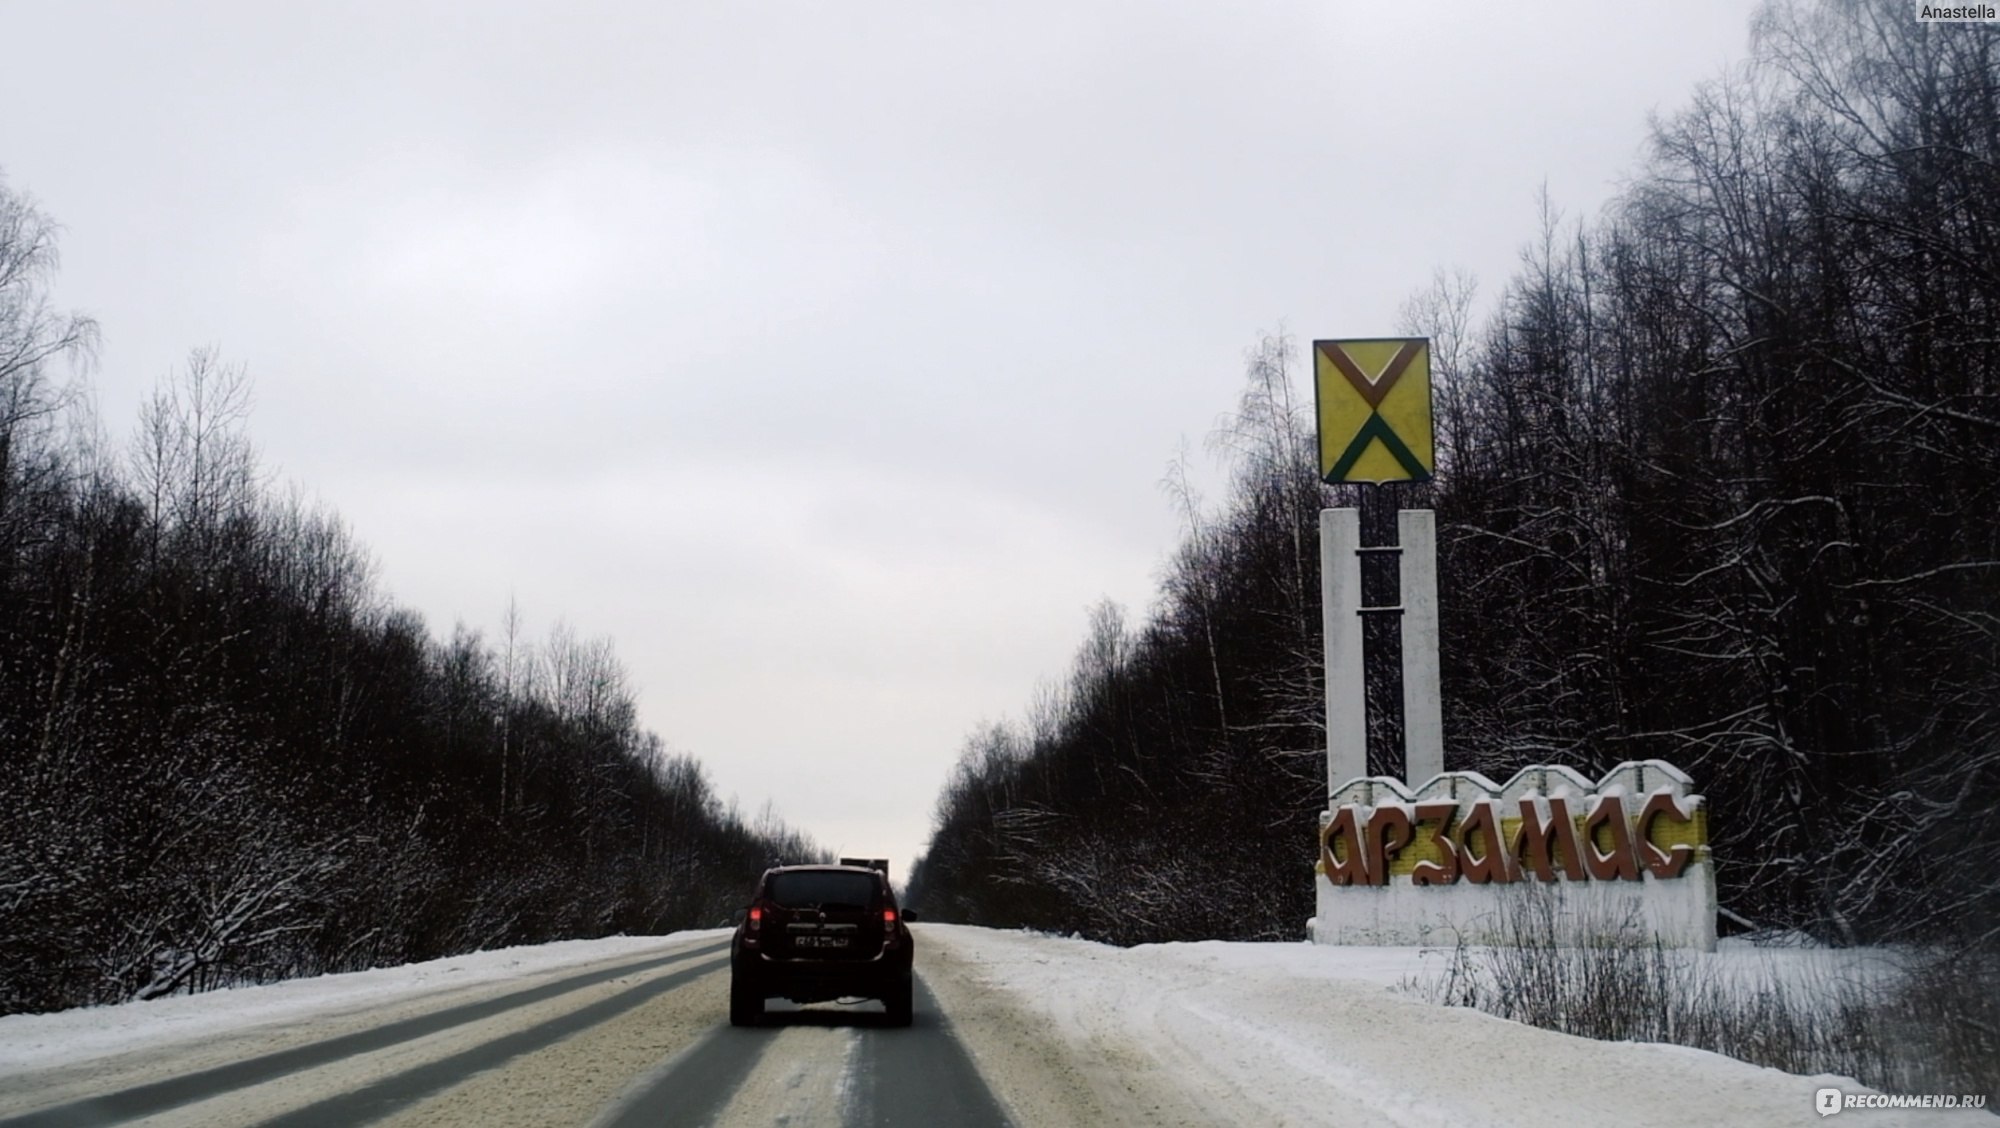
left=0, top=925, right=1983, bottom=1127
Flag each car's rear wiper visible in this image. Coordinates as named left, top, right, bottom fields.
left=818, top=901, right=866, bottom=912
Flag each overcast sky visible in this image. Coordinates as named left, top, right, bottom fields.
left=2, top=0, right=1758, bottom=881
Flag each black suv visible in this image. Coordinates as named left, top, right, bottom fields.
left=729, top=862, right=918, bottom=1026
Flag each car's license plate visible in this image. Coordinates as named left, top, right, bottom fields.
left=796, top=935, right=849, bottom=949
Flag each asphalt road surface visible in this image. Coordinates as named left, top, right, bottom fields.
left=0, top=933, right=1028, bottom=1128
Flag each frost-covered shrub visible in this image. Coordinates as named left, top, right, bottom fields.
left=1408, top=887, right=1998, bottom=1098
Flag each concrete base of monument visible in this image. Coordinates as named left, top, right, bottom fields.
left=1311, top=863, right=1718, bottom=951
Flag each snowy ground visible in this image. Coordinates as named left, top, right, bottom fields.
left=919, top=926, right=1989, bottom=1128
left=0, top=925, right=1986, bottom=1126
left=0, top=931, right=725, bottom=1073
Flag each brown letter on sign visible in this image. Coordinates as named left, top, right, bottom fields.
left=1366, top=806, right=1414, bottom=887
left=1455, top=801, right=1512, bottom=884
left=1635, top=792, right=1695, bottom=879
left=1583, top=794, right=1641, bottom=881
left=1322, top=807, right=1370, bottom=886
left=1411, top=801, right=1460, bottom=885
left=1514, top=797, right=1586, bottom=881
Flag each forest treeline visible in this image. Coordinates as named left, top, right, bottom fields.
left=0, top=183, right=819, bottom=1016
left=911, top=0, right=1999, bottom=947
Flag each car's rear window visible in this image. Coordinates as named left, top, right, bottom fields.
left=766, top=871, right=878, bottom=908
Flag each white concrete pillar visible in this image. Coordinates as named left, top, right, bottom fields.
left=1398, top=509, right=1444, bottom=786
left=1321, top=508, right=1366, bottom=790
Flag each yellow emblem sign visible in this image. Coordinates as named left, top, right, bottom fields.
left=1312, top=338, right=1434, bottom=483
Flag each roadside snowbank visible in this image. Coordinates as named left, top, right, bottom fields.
left=0, top=931, right=724, bottom=1073
left=921, top=925, right=1986, bottom=1128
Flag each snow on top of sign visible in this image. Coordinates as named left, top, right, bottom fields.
left=1329, top=761, right=1700, bottom=811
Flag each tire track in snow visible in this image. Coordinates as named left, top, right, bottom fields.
left=593, top=1024, right=777, bottom=1128
left=596, top=977, right=1010, bottom=1127
left=842, top=977, right=1012, bottom=1128
left=0, top=938, right=726, bottom=1128
left=721, top=1023, right=858, bottom=1127
left=255, top=954, right=729, bottom=1127
left=593, top=1001, right=876, bottom=1127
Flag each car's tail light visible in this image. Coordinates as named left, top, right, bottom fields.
left=882, top=908, right=897, bottom=924
left=748, top=906, right=762, bottom=932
